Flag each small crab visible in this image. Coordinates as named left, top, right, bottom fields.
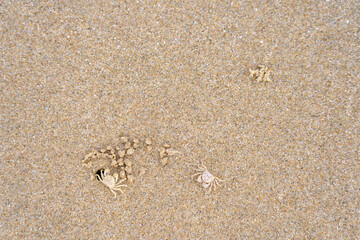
left=191, top=162, right=223, bottom=194
left=96, top=169, right=127, bottom=198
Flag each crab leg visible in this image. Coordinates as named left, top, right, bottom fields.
left=200, top=162, right=208, bottom=172
left=206, top=183, right=213, bottom=194
left=191, top=172, right=203, bottom=179
left=114, top=184, right=127, bottom=189
left=110, top=189, right=117, bottom=198
left=187, top=162, right=206, bottom=171
left=112, top=188, right=124, bottom=194
left=215, top=177, right=224, bottom=182
left=118, top=179, right=127, bottom=184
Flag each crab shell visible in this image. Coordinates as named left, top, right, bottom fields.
left=99, top=169, right=118, bottom=188
left=197, top=171, right=215, bottom=184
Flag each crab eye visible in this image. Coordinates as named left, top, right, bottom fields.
left=95, top=169, right=104, bottom=181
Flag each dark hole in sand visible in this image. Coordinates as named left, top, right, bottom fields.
left=95, top=169, right=104, bottom=181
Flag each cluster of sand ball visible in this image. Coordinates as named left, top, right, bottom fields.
left=158, top=144, right=180, bottom=166
left=82, top=135, right=179, bottom=189
left=249, top=65, right=271, bottom=82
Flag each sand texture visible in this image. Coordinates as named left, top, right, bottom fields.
left=1, top=1, right=359, bottom=239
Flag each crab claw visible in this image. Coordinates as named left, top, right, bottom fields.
left=104, top=168, right=111, bottom=176
left=202, top=182, right=210, bottom=189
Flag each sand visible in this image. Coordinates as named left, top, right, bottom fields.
left=1, top=1, right=359, bottom=239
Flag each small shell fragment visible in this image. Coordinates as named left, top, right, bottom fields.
left=111, top=160, right=117, bottom=166
left=106, top=145, right=112, bottom=151
left=126, top=147, right=134, bottom=155
left=133, top=138, right=139, bottom=144
left=163, top=143, right=170, bottom=148
left=161, top=157, right=168, bottom=166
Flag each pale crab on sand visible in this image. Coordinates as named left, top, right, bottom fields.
left=96, top=169, right=127, bottom=198
left=191, top=162, right=223, bottom=194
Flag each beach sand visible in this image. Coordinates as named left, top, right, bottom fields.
left=1, top=1, right=359, bottom=239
